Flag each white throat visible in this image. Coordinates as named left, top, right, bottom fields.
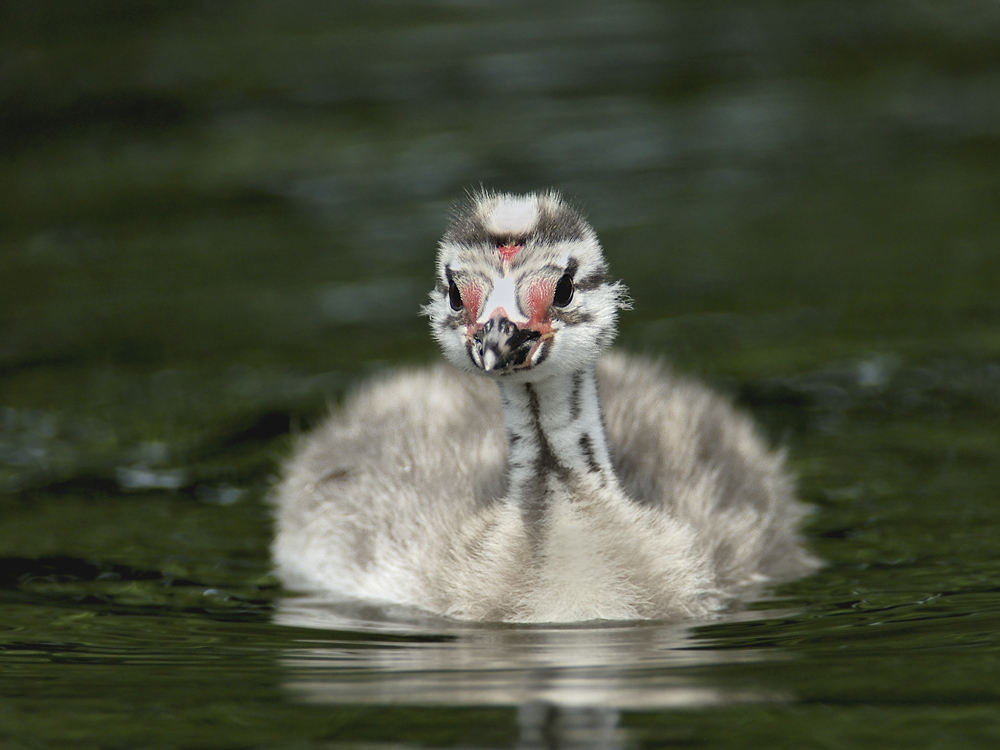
left=497, top=366, right=619, bottom=529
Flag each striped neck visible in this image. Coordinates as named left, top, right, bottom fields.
left=498, top=366, right=618, bottom=527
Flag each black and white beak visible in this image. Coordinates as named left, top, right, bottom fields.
left=471, top=309, right=543, bottom=372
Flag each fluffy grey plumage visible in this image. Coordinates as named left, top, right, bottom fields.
left=272, top=190, right=816, bottom=622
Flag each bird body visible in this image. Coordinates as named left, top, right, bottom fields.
left=272, top=191, right=815, bottom=623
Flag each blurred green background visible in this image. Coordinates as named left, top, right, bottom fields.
left=3, top=1, right=997, bottom=497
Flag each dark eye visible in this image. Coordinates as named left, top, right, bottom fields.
left=448, top=281, right=463, bottom=311
left=553, top=273, right=574, bottom=307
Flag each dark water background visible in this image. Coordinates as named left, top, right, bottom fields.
left=2, top=2, right=1000, bottom=747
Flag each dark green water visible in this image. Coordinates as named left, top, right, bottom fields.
left=2, top=2, right=1000, bottom=747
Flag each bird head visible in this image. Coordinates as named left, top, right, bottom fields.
left=424, top=190, right=630, bottom=381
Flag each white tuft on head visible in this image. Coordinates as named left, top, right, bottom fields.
left=483, top=196, right=538, bottom=236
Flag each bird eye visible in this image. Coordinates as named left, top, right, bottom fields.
left=553, top=274, right=574, bottom=307
left=448, top=281, right=463, bottom=311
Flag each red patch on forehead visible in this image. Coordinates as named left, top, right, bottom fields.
left=497, top=244, right=522, bottom=262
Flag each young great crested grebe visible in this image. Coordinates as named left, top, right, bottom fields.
left=272, top=190, right=816, bottom=623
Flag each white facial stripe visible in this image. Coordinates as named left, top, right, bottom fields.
left=477, top=275, right=525, bottom=323
left=486, top=197, right=537, bottom=235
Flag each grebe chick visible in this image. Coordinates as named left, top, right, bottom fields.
left=272, top=190, right=816, bottom=622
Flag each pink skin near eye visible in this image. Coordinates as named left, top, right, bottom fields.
left=525, top=278, right=556, bottom=330
left=461, top=277, right=555, bottom=336
left=459, top=282, right=484, bottom=327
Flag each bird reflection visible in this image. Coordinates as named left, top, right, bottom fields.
left=274, top=593, right=789, bottom=747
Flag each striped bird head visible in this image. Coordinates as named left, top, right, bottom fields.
left=424, top=190, right=630, bottom=381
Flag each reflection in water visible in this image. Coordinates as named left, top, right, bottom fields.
left=275, top=593, right=787, bottom=717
